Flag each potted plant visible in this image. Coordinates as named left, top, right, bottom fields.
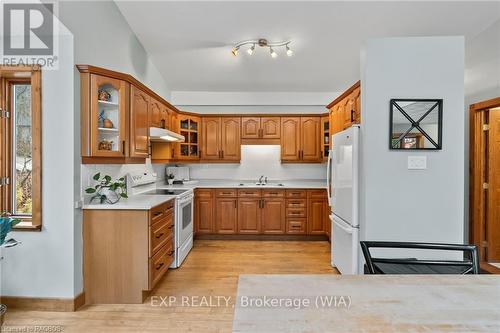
left=167, top=173, right=175, bottom=186
left=0, top=213, right=21, bottom=327
left=85, top=173, right=128, bottom=204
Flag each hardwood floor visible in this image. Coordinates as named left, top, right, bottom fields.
left=5, top=240, right=338, bottom=333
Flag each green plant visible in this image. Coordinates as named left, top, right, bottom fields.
left=0, top=212, right=21, bottom=245
left=85, top=173, right=128, bottom=204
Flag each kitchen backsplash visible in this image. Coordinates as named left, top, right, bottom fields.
left=81, top=145, right=326, bottom=190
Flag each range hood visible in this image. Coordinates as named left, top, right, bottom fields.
left=149, top=127, right=185, bottom=143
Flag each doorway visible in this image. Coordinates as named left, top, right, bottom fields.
left=469, top=97, right=500, bottom=272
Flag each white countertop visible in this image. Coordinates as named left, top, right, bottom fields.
left=156, top=179, right=327, bottom=190
left=82, top=179, right=327, bottom=210
left=82, top=194, right=176, bottom=210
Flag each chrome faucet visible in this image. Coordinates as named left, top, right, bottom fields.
left=258, top=175, right=264, bottom=184
left=265, top=177, right=268, bottom=184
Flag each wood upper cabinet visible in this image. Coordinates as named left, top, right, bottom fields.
left=238, top=198, right=261, bottom=234
left=241, top=117, right=261, bottom=139
left=177, top=114, right=200, bottom=160
left=301, top=117, right=321, bottom=161
left=327, top=81, right=361, bottom=137
left=261, top=198, right=286, bottom=234
left=87, top=74, right=128, bottom=158
left=130, top=86, right=150, bottom=158
left=195, top=189, right=214, bottom=234
left=242, top=117, right=281, bottom=140
left=201, top=117, right=221, bottom=160
left=215, top=197, right=238, bottom=234
left=201, top=117, right=241, bottom=161
left=321, top=115, right=330, bottom=162
left=281, top=117, right=321, bottom=162
left=149, top=98, right=162, bottom=128
left=281, top=117, right=301, bottom=161
left=221, top=117, right=241, bottom=160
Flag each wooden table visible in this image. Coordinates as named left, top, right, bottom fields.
left=232, top=275, right=500, bottom=332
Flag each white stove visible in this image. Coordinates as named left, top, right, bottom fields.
left=127, top=172, right=194, bottom=268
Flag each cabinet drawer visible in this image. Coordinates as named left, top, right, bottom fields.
left=195, top=189, right=213, bottom=198
left=216, top=189, right=237, bottom=197
left=286, top=199, right=306, bottom=208
left=150, top=200, right=174, bottom=225
left=149, top=241, right=174, bottom=289
left=238, top=189, right=261, bottom=197
left=286, top=219, right=306, bottom=234
left=286, top=190, right=307, bottom=198
left=308, top=189, right=327, bottom=199
left=150, top=212, right=174, bottom=257
left=286, top=207, right=306, bottom=218
left=262, top=189, right=285, bottom=198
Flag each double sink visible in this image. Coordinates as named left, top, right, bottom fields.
left=237, top=182, right=285, bottom=187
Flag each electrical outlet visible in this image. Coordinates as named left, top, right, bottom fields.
left=408, top=156, right=427, bottom=170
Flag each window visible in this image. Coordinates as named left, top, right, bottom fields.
left=0, top=66, right=42, bottom=230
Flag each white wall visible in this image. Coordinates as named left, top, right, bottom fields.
left=0, top=32, right=76, bottom=299
left=360, top=37, right=465, bottom=249
left=177, top=105, right=326, bottom=114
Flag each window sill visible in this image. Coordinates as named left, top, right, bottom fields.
left=13, top=221, right=41, bottom=232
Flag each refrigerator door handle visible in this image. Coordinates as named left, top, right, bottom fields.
left=326, top=150, right=332, bottom=206
left=333, top=216, right=354, bottom=234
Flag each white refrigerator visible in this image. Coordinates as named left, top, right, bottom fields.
left=327, top=125, right=360, bottom=274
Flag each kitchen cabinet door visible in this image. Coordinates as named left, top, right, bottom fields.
left=220, top=117, right=241, bottom=161
left=195, top=196, right=215, bottom=234
left=261, top=117, right=281, bottom=139
left=342, top=98, right=353, bottom=130
left=308, top=198, right=326, bottom=235
left=149, top=98, right=162, bottom=128
left=261, top=198, right=286, bottom=234
left=237, top=198, right=261, bottom=234
left=215, top=198, right=237, bottom=234
left=130, top=86, right=150, bottom=158
left=160, top=104, right=170, bottom=129
left=201, top=117, right=221, bottom=160
left=281, top=117, right=301, bottom=161
left=301, top=117, right=321, bottom=162
left=352, top=87, right=361, bottom=124
left=89, top=74, right=127, bottom=158
left=241, top=117, right=261, bottom=139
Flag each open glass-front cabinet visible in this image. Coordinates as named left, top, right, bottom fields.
left=90, top=74, right=127, bottom=157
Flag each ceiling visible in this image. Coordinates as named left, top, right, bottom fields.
left=115, top=1, right=500, bottom=93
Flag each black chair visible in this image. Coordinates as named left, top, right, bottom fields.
left=360, top=241, right=480, bottom=275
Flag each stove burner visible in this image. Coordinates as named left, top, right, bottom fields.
left=144, top=189, right=188, bottom=196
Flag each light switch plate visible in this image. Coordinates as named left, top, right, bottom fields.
left=408, top=156, right=427, bottom=170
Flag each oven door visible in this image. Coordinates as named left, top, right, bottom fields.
left=176, top=193, right=194, bottom=251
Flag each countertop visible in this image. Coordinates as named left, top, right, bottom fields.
left=156, top=179, right=327, bottom=190
left=233, top=274, right=500, bottom=333
left=82, top=179, right=327, bottom=210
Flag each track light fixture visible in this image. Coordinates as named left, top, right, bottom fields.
left=231, top=38, right=293, bottom=58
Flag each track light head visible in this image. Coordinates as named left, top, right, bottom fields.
left=286, top=44, right=293, bottom=57
left=247, top=44, right=255, bottom=56
left=270, top=47, right=278, bottom=58
left=231, top=47, right=239, bottom=57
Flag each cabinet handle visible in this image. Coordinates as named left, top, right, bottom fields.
left=234, top=200, right=237, bottom=208
left=168, top=224, right=174, bottom=229
left=167, top=250, right=175, bottom=256
left=122, top=140, right=125, bottom=154
left=221, top=150, right=224, bottom=158
left=155, top=233, right=164, bottom=239
left=155, top=263, right=164, bottom=270
left=351, top=109, right=355, bottom=122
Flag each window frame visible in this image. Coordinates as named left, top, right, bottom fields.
left=0, top=66, right=42, bottom=231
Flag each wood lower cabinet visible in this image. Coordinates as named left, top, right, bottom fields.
left=195, top=188, right=328, bottom=237
left=83, top=199, right=175, bottom=304
left=261, top=197, right=286, bottom=234
left=215, top=197, right=238, bottom=234
left=238, top=198, right=261, bottom=234
left=194, top=189, right=214, bottom=234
